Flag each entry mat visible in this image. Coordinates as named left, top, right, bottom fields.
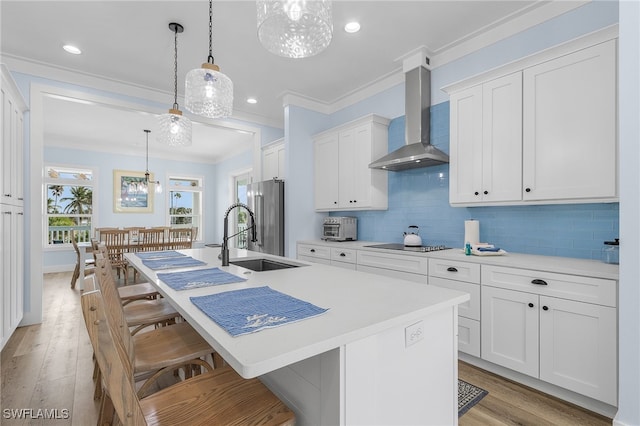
left=458, top=379, right=488, bottom=417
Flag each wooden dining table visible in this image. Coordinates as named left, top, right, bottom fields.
left=125, top=247, right=468, bottom=425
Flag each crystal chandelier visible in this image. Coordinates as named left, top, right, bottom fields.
left=257, top=0, right=333, bottom=59
left=158, top=23, right=192, bottom=146
left=130, top=130, right=162, bottom=195
left=184, top=0, right=233, bottom=118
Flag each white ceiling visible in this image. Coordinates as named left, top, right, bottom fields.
left=1, top=0, right=575, bottom=163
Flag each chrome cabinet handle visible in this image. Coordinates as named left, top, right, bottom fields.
left=531, top=279, right=548, bottom=286
left=446, top=267, right=458, bottom=272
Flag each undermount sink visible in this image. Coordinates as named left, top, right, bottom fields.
left=229, top=258, right=303, bottom=272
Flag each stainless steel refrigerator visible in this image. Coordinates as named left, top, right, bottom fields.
left=247, top=179, right=285, bottom=256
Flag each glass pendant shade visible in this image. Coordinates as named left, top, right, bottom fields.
left=158, top=108, right=192, bottom=146
left=184, top=63, right=234, bottom=118
left=257, top=0, right=333, bottom=58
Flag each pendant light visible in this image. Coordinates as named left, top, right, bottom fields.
left=158, top=22, right=192, bottom=146
left=184, top=0, right=233, bottom=118
left=257, top=0, right=333, bottom=59
left=131, top=130, right=162, bottom=194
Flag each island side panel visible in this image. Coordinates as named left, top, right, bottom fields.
left=344, top=306, right=459, bottom=425
left=261, top=348, right=343, bottom=425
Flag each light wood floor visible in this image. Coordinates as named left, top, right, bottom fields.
left=2, top=272, right=612, bottom=425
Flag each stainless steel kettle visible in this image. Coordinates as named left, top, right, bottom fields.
left=403, top=225, right=423, bottom=247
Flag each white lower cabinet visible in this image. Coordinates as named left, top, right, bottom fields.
left=481, top=265, right=617, bottom=405
left=1, top=204, right=24, bottom=350
left=296, top=243, right=357, bottom=270
left=357, top=250, right=427, bottom=283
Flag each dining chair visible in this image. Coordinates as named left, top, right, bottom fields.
left=81, top=289, right=296, bottom=426
left=70, top=230, right=95, bottom=289
left=168, top=227, right=193, bottom=250
left=100, top=229, right=131, bottom=284
left=94, top=243, right=158, bottom=305
left=137, top=228, right=166, bottom=252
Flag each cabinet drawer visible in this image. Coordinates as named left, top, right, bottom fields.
left=428, top=259, right=480, bottom=284
left=298, top=255, right=331, bottom=266
left=331, top=247, right=357, bottom=264
left=482, top=265, right=616, bottom=307
left=357, top=250, right=428, bottom=276
left=429, top=277, right=480, bottom=321
left=297, top=244, right=331, bottom=260
left=357, top=265, right=427, bottom=284
left=458, top=317, right=480, bottom=358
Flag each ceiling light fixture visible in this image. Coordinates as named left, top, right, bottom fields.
left=184, top=0, right=233, bottom=118
left=158, top=22, right=192, bottom=146
left=130, top=130, right=162, bottom=195
left=257, top=0, right=333, bottom=58
left=63, top=44, right=82, bottom=55
left=344, top=21, right=360, bottom=33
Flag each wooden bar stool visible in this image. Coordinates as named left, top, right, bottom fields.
left=81, top=290, right=296, bottom=426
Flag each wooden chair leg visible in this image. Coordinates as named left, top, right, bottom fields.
left=98, top=392, right=115, bottom=426
left=71, top=264, right=80, bottom=289
left=94, top=368, right=103, bottom=400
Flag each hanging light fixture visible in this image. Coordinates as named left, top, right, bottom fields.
left=131, top=130, right=162, bottom=195
left=256, top=0, right=333, bottom=59
left=158, top=22, right=192, bottom=146
left=184, top=0, right=233, bottom=118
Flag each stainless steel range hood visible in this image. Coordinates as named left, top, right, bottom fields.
left=369, top=64, right=449, bottom=171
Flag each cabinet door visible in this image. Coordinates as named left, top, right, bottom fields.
left=263, top=144, right=279, bottom=180
left=539, top=296, right=617, bottom=405
left=449, top=85, right=483, bottom=203
left=338, top=127, right=357, bottom=208
left=1, top=205, right=11, bottom=342
left=314, top=133, right=339, bottom=210
left=481, top=286, right=539, bottom=378
left=11, top=207, right=23, bottom=328
left=482, top=73, right=522, bottom=203
left=1, top=88, right=11, bottom=205
left=523, top=40, right=617, bottom=201
left=350, top=124, right=373, bottom=208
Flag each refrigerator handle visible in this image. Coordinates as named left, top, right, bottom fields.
left=255, top=194, right=264, bottom=247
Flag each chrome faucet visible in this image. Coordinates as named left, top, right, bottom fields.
left=221, top=202, right=257, bottom=266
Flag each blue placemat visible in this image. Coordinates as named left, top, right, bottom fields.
left=190, top=286, right=329, bottom=337
left=141, top=256, right=206, bottom=270
left=157, top=268, right=247, bottom=291
left=136, top=250, right=187, bottom=260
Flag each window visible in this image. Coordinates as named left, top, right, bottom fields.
left=44, top=165, right=95, bottom=246
left=232, top=172, right=251, bottom=249
left=168, top=176, right=202, bottom=241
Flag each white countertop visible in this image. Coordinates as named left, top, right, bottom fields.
left=125, top=247, right=469, bottom=379
left=298, top=240, right=619, bottom=281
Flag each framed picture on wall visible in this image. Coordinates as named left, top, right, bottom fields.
left=113, top=170, right=153, bottom=213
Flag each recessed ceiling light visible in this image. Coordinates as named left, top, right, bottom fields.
left=63, top=44, right=82, bottom=55
left=246, top=98, right=258, bottom=104
left=344, top=21, right=361, bottom=33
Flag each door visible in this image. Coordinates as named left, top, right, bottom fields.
left=539, top=296, right=617, bottom=405
left=314, top=133, right=339, bottom=209
left=522, top=40, right=617, bottom=201
left=481, top=286, right=539, bottom=378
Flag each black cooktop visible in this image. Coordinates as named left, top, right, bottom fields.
left=365, top=243, right=450, bottom=253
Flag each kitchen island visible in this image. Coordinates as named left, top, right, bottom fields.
left=126, top=247, right=469, bottom=426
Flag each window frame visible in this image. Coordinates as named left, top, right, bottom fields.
left=43, top=163, right=97, bottom=249
left=166, top=174, right=203, bottom=242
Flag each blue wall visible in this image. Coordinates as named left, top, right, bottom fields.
left=334, top=103, right=619, bottom=260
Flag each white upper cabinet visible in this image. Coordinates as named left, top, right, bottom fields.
left=450, top=72, right=522, bottom=204
left=1, top=65, right=27, bottom=207
left=522, top=40, right=617, bottom=201
left=447, top=38, right=617, bottom=206
left=262, top=139, right=285, bottom=181
left=314, top=115, right=389, bottom=211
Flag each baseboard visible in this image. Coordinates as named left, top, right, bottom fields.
left=459, top=353, right=618, bottom=418
left=43, top=264, right=74, bottom=274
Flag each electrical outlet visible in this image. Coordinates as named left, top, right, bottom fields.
left=405, top=321, right=424, bottom=347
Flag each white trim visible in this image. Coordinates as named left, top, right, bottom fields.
left=442, top=25, right=619, bottom=94
left=430, top=1, right=590, bottom=68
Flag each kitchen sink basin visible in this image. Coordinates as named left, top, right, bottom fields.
left=229, top=258, right=303, bottom=272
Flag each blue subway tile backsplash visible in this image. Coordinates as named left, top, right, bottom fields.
left=332, top=101, right=619, bottom=260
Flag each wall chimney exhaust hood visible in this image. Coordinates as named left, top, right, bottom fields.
left=369, top=61, right=449, bottom=171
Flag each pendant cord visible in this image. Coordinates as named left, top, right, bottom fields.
left=173, top=25, right=179, bottom=109
left=144, top=130, right=151, bottom=182
left=208, top=0, right=214, bottom=64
